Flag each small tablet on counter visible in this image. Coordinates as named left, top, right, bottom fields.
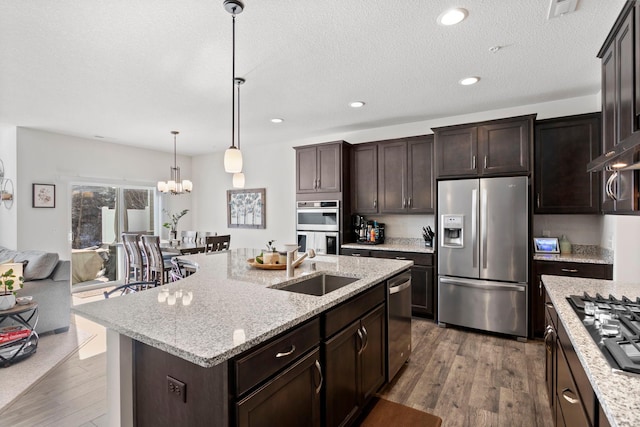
left=533, top=237, right=560, bottom=254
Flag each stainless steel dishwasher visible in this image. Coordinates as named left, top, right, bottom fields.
left=387, top=271, right=412, bottom=380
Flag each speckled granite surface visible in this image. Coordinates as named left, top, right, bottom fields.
left=533, top=252, right=612, bottom=264
left=72, top=248, right=412, bottom=368
left=542, top=275, right=640, bottom=427
left=342, top=237, right=435, bottom=254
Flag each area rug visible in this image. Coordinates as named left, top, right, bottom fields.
left=0, top=323, right=95, bottom=412
left=360, top=397, right=443, bottom=427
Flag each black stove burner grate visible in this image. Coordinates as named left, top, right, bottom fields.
left=567, top=292, right=640, bottom=374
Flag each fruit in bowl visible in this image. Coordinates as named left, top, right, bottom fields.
left=16, top=296, right=32, bottom=305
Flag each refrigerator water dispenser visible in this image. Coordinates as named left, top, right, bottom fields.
left=441, top=214, right=464, bottom=248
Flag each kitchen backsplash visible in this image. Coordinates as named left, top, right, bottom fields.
left=366, top=214, right=435, bottom=239
left=533, top=214, right=603, bottom=245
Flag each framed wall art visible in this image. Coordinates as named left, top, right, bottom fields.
left=227, top=188, right=265, bottom=229
left=33, top=183, right=56, bottom=208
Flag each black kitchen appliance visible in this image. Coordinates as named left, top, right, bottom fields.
left=352, top=214, right=366, bottom=240
left=567, top=292, right=640, bottom=374
left=351, top=215, right=384, bottom=244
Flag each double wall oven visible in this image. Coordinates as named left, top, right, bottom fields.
left=296, top=201, right=339, bottom=255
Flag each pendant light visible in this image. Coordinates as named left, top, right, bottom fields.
left=232, top=77, right=245, bottom=188
left=157, top=131, right=193, bottom=194
left=223, top=0, right=244, bottom=173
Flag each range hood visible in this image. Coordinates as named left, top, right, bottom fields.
left=587, top=131, right=640, bottom=172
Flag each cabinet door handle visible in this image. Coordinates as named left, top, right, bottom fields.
left=275, top=345, right=296, bottom=358
left=561, top=268, right=578, bottom=273
left=314, top=360, right=323, bottom=395
left=539, top=280, right=542, bottom=296
left=484, top=156, right=487, bottom=169
left=361, top=325, right=368, bottom=353
left=537, top=193, right=540, bottom=209
left=561, top=389, right=579, bottom=405
left=408, top=197, right=412, bottom=207
left=357, top=328, right=365, bottom=355
left=317, top=179, right=320, bottom=189
left=472, top=155, right=476, bottom=169
left=373, top=199, right=377, bottom=209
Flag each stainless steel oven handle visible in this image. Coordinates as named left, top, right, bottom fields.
left=389, top=280, right=411, bottom=294
left=440, top=277, right=525, bottom=291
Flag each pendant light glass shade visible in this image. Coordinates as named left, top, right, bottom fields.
left=157, top=131, right=192, bottom=195
left=232, top=172, right=245, bottom=188
left=224, top=146, right=243, bottom=173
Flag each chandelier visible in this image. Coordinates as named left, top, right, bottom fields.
left=223, top=0, right=244, bottom=174
left=157, top=131, right=193, bottom=194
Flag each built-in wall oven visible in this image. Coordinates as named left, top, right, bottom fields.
left=296, top=201, right=340, bottom=255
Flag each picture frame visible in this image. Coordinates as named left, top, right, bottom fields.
left=227, top=188, right=265, bottom=229
left=533, top=237, right=560, bottom=254
left=32, top=183, right=56, bottom=208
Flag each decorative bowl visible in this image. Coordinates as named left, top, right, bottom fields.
left=16, top=296, right=33, bottom=305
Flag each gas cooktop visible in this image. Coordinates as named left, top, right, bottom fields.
left=567, top=292, right=640, bottom=374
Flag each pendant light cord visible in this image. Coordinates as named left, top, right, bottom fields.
left=231, top=12, right=237, bottom=149
left=237, top=81, right=240, bottom=150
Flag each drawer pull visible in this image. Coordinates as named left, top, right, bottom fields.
left=314, top=360, right=323, bottom=394
left=561, top=268, right=578, bottom=273
left=562, top=389, right=579, bottom=404
left=395, top=256, right=407, bottom=260
left=352, top=253, right=361, bottom=257
left=545, top=302, right=554, bottom=309
left=275, top=345, right=296, bottom=358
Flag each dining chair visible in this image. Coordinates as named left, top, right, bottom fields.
left=179, top=247, right=205, bottom=255
left=205, top=235, right=231, bottom=253
left=194, top=231, right=209, bottom=245
left=141, top=235, right=172, bottom=286
left=122, top=233, right=146, bottom=284
left=181, top=230, right=197, bottom=244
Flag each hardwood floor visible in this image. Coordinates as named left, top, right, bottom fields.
left=378, top=319, right=554, bottom=427
left=0, top=318, right=553, bottom=427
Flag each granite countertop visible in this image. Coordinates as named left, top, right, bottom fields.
left=342, top=238, right=435, bottom=254
left=542, top=275, right=640, bottom=427
left=533, top=253, right=611, bottom=264
left=72, top=248, right=412, bottom=368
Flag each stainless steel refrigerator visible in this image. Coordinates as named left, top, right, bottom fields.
left=437, top=176, right=528, bottom=338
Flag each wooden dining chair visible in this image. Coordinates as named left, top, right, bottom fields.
left=196, top=231, right=213, bottom=245
left=141, top=235, right=171, bottom=286
left=122, top=233, right=145, bottom=284
left=181, top=230, right=197, bottom=244
left=205, top=235, right=231, bottom=252
left=179, top=247, right=205, bottom=255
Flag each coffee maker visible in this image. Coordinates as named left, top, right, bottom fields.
left=352, top=214, right=366, bottom=241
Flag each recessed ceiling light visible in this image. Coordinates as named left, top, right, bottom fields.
left=349, top=101, right=365, bottom=108
left=459, top=76, right=480, bottom=86
left=270, top=118, right=284, bottom=123
left=437, top=8, right=468, bottom=26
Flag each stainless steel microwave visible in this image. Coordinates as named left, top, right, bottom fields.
left=296, top=201, right=339, bottom=232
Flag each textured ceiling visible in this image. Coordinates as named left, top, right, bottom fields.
left=0, top=0, right=627, bottom=155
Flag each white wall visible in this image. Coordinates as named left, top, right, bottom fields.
left=602, top=215, right=640, bottom=282
left=533, top=215, right=604, bottom=245
left=192, top=144, right=297, bottom=251
left=0, top=124, right=18, bottom=249
left=15, top=128, right=193, bottom=257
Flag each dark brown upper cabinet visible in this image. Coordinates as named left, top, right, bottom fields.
left=534, top=113, right=601, bottom=214
left=434, top=115, right=535, bottom=179
left=295, top=141, right=349, bottom=195
left=351, top=142, right=379, bottom=214
left=377, top=135, right=434, bottom=214
left=598, top=2, right=639, bottom=213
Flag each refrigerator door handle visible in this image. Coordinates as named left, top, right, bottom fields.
left=471, top=188, right=477, bottom=269
left=440, top=277, right=526, bottom=292
left=481, top=186, right=488, bottom=269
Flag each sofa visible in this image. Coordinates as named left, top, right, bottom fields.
left=0, top=246, right=71, bottom=335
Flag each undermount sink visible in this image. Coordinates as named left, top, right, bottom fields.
left=274, top=274, right=358, bottom=296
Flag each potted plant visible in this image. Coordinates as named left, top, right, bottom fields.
left=163, top=209, right=189, bottom=241
left=0, top=263, right=24, bottom=311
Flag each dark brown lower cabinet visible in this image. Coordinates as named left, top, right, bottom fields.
left=343, top=248, right=435, bottom=318
left=236, top=348, right=322, bottom=427
left=544, top=288, right=613, bottom=427
left=324, top=304, right=386, bottom=427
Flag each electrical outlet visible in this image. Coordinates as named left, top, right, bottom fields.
left=167, top=376, right=186, bottom=403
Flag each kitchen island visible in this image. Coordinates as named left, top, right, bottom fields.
left=73, top=248, right=412, bottom=427
left=542, top=275, right=640, bottom=427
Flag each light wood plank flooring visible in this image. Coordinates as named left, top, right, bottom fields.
left=0, top=318, right=553, bottom=427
